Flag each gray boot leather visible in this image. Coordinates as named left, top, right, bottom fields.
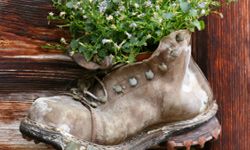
left=20, top=30, right=218, bottom=150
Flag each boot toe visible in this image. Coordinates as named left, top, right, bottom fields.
left=27, top=95, right=92, bottom=140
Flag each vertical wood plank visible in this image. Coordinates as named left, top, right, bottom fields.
left=195, top=1, right=250, bottom=150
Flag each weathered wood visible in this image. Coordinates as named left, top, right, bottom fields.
left=0, top=0, right=85, bottom=93
left=0, top=0, right=81, bottom=149
left=0, top=100, right=54, bottom=150
left=194, top=1, right=250, bottom=150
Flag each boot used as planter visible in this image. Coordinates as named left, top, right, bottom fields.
left=20, top=30, right=220, bottom=150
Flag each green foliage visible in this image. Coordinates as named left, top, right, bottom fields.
left=48, top=0, right=233, bottom=64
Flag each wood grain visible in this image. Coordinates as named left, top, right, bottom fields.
left=194, top=1, right=250, bottom=150
left=0, top=0, right=86, bottom=93
left=0, top=0, right=81, bottom=149
left=0, top=100, right=54, bottom=150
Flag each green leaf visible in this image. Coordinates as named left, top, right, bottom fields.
left=98, top=49, right=108, bottom=58
left=70, top=39, right=79, bottom=50
left=81, top=47, right=97, bottom=61
left=128, top=52, right=136, bottom=63
left=112, top=0, right=121, bottom=4
left=192, top=20, right=205, bottom=31
left=163, top=13, right=174, bottom=19
left=189, top=27, right=195, bottom=32
left=78, top=45, right=85, bottom=53
left=199, top=20, right=205, bottom=30
left=189, top=9, right=198, bottom=17
left=66, top=2, right=74, bottom=8
left=180, top=2, right=190, bottom=13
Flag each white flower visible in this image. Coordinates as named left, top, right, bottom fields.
left=102, top=39, right=113, bottom=44
left=99, top=0, right=108, bottom=13
left=111, top=24, right=117, bottom=29
left=77, top=2, right=81, bottom=6
left=153, top=12, right=163, bottom=23
left=153, top=12, right=158, bottom=18
left=69, top=51, right=75, bottom=56
left=198, top=2, right=206, bottom=8
left=60, top=37, right=67, bottom=44
left=134, top=3, right=139, bottom=8
left=158, top=18, right=163, bottom=23
left=73, top=2, right=79, bottom=10
left=144, top=0, right=152, bottom=7
left=146, top=34, right=152, bottom=39
left=137, top=13, right=145, bottom=18
left=201, top=9, right=206, bottom=15
left=115, top=11, right=121, bottom=16
left=119, top=5, right=125, bottom=11
left=155, top=5, right=160, bottom=10
left=172, top=3, right=177, bottom=7
left=114, top=40, right=126, bottom=50
left=49, top=12, right=54, bottom=16
left=59, top=11, right=66, bottom=17
left=129, top=22, right=137, bottom=28
left=125, top=32, right=132, bottom=39
left=106, top=15, right=114, bottom=21
left=119, top=15, right=125, bottom=20
left=132, top=12, right=138, bottom=16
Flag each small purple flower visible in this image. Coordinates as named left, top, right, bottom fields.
left=198, top=2, right=206, bottom=8
left=144, top=0, right=152, bottom=7
left=129, top=22, right=137, bottom=28
left=99, top=0, right=109, bottom=13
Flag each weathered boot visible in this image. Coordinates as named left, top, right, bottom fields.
left=20, top=30, right=218, bottom=150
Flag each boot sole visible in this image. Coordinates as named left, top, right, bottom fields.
left=165, top=116, right=221, bottom=149
left=20, top=101, right=218, bottom=150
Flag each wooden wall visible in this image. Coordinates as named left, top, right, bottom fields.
left=193, top=1, right=250, bottom=149
left=0, top=0, right=83, bottom=149
left=0, top=0, right=85, bottom=93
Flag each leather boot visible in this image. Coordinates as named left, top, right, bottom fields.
left=20, top=30, right=218, bottom=150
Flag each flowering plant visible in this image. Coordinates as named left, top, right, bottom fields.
left=48, top=0, right=234, bottom=64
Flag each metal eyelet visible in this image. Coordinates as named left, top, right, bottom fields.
left=158, top=63, right=168, bottom=72
left=112, top=85, right=123, bottom=94
left=128, top=77, right=138, bottom=87
left=145, top=70, right=154, bottom=80
left=176, top=33, right=184, bottom=42
left=169, top=49, right=179, bottom=57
